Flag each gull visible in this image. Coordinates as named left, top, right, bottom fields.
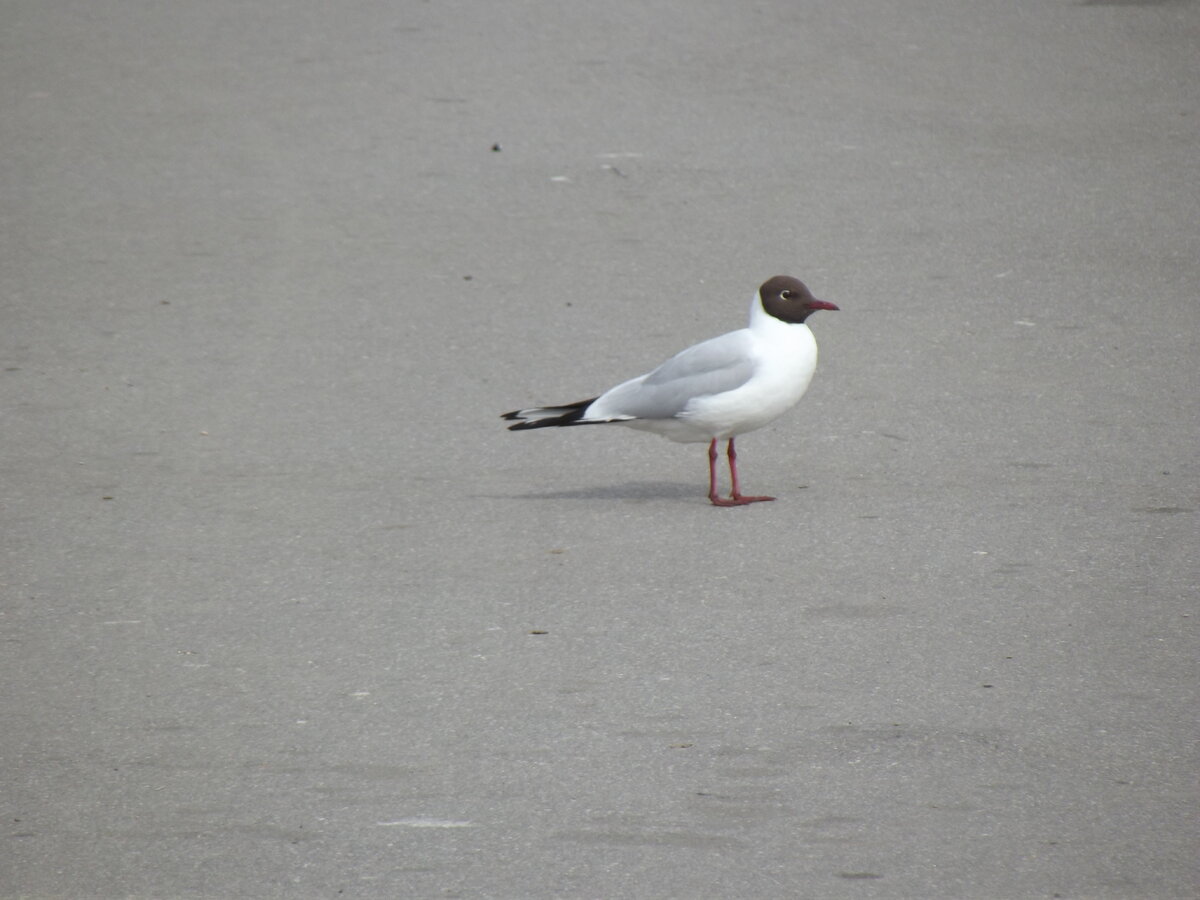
left=502, top=275, right=838, bottom=506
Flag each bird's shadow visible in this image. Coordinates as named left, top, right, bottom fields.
left=491, top=481, right=699, bottom=502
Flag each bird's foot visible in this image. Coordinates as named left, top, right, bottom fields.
left=709, top=493, right=776, bottom=507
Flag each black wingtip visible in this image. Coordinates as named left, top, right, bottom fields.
left=501, top=398, right=598, bottom=430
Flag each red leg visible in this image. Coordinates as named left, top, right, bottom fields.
left=726, top=437, right=774, bottom=504
left=707, top=438, right=725, bottom=505
left=707, top=437, right=774, bottom=506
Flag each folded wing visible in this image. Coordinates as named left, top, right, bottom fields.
left=587, top=330, right=757, bottom=421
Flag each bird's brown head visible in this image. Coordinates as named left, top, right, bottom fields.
left=759, top=275, right=839, bottom=324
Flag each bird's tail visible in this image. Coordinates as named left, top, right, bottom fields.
left=502, top=398, right=600, bottom=430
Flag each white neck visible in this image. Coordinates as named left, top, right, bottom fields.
left=749, top=291, right=800, bottom=332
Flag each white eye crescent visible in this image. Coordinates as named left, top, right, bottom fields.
left=781, top=290, right=792, bottom=298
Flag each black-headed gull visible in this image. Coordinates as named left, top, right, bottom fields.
left=503, top=275, right=838, bottom=506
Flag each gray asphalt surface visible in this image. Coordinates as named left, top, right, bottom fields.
left=3, top=1, right=1198, bottom=898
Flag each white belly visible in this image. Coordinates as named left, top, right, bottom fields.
left=624, top=323, right=819, bottom=443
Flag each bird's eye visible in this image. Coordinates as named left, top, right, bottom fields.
left=781, top=290, right=792, bottom=299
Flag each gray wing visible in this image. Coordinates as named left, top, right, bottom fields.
left=587, top=330, right=757, bottom=420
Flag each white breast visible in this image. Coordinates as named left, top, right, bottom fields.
left=679, top=317, right=817, bottom=440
